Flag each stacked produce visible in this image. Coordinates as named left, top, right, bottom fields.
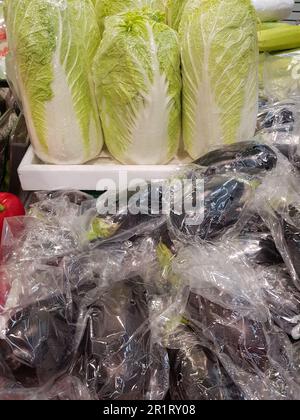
left=4, top=0, right=260, bottom=164
left=1, top=0, right=300, bottom=402
left=0, top=130, right=300, bottom=399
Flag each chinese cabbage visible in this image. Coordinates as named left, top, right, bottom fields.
left=4, top=0, right=103, bottom=164
left=180, top=0, right=259, bottom=160
left=93, top=12, right=181, bottom=165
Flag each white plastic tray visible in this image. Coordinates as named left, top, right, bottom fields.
left=18, top=146, right=191, bottom=191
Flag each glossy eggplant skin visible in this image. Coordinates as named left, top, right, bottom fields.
left=194, top=142, right=277, bottom=176
left=186, top=293, right=269, bottom=373
left=170, top=176, right=250, bottom=240
left=74, top=278, right=151, bottom=400
left=168, top=326, right=244, bottom=401
left=4, top=294, right=77, bottom=385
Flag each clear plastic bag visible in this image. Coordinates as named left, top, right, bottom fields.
left=261, top=265, right=300, bottom=340
left=167, top=324, right=245, bottom=400
left=184, top=291, right=300, bottom=400
left=71, top=277, right=169, bottom=400
left=171, top=230, right=300, bottom=400
left=253, top=155, right=300, bottom=289
left=2, top=165, right=300, bottom=400
left=1, top=288, right=78, bottom=386
left=76, top=184, right=167, bottom=249
left=168, top=170, right=257, bottom=243
left=263, top=51, right=300, bottom=103
left=194, top=141, right=278, bottom=176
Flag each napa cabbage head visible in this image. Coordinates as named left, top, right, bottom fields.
left=4, top=0, right=103, bottom=164
left=180, top=0, right=258, bottom=160
left=94, top=0, right=167, bottom=36
left=93, top=11, right=181, bottom=165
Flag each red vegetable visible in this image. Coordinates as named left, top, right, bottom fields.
left=0, top=193, right=25, bottom=239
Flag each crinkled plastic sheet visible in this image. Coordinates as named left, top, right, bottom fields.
left=0, top=215, right=174, bottom=400
left=167, top=324, right=245, bottom=400
left=76, top=184, right=167, bottom=249
left=166, top=141, right=285, bottom=244
left=262, top=51, right=300, bottom=103
left=257, top=101, right=300, bottom=168
left=172, top=245, right=300, bottom=400
left=71, top=276, right=170, bottom=400
left=252, top=155, right=300, bottom=289
left=2, top=140, right=300, bottom=399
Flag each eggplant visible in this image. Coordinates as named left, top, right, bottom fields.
left=74, top=277, right=152, bottom=400
left=194, top=142, right=277, bottom=176
left=185, top=293, right=269, bottom=373
left=232, top=234, right=283, bottom=266
left=87, top=211, right=165, bottom=245
left=4, top=293, right=77, bottom=385
left=169, top=175, right=251, bottom=240
left=86, top=182, right=167, bottom=246
left=184, top=292, right=300, bottom=399
left=0, top=344, right=14, bottom=384
left=168, top=326, right=244, bottom=400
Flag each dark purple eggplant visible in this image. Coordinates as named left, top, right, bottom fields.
left=257, top=107, right=294, bottom=131
left=88, top=212, right=165, bottom=245
left=74, top=277, right=151, bottom=400
left=186, top=293, right=269, bottom=373
left=4, top=293, right=77, bottom=385
left=168, top=326, right=244, bottom=400
left=87, top=182, right=167, bottom=245
left=233, top=234, right=283, bottom=266
left=184, top=292, right=298, bottom=398
left=194, top=142, right=277, bottom=176
left=169, top=175, right=251, bottom=240
left=0, top=343, right=14, bottom=384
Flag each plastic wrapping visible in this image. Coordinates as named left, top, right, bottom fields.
left=194, top=141, right=278, bottom=176
left=256, top=101, right=300, bottom=169
left=167, top=324, right=245, bottom=400
left=263, top=51, right=300, bottom=103
left=0, top=200, right=173, bottom=400
left=168, top=171, right=257, bottom=243
left=173, top=242, right=267, bottom=320
left=73, top=277, right=160, bottom=400
left=251, top=0, right=295, bottom=22
left=252, top=156, right=300, bottom=289
left=171, top=252, right=300, bottom=400
left=2, top=143, right=300, bottom=399
left=0, top=107, right=18, bottom=190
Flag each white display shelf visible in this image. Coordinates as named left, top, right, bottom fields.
left=18, top=146, right=191, bottom=191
